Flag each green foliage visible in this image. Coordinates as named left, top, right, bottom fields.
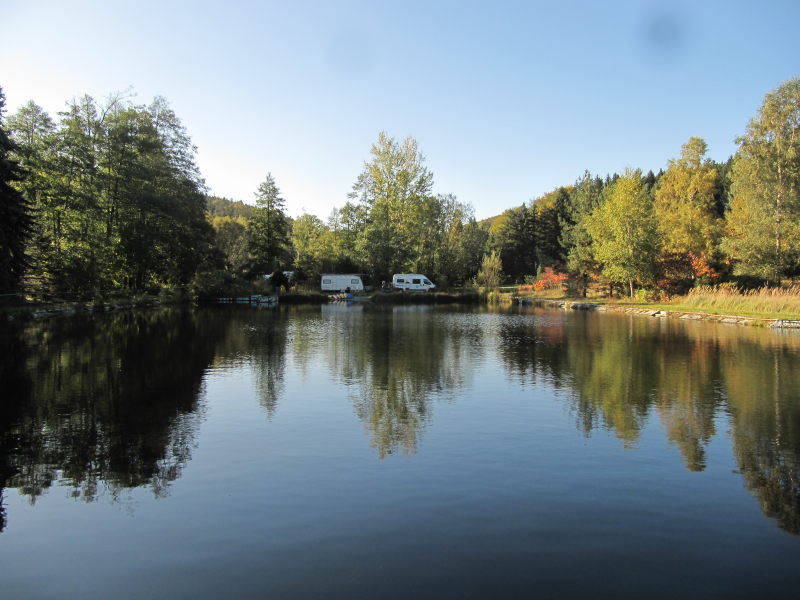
left=475, top=250, right=503, bottom=290
left=7, top=77, right=800, bottom=302
left=532, top=187, right=569, bottom=269
left=7, top=92, right=213, bottom=297
left=724, top=78, right=800, bottom=281
left=586, top=169, right=660, bottom=297
left=206, top=196, right=255, bottom=220
left=486, top=188, right=567, bottom=284
left=247, top=173, right=290, bottom=275
left=561, top=172, right=605, bottom=296
left=489, top=204, right=536, bottom=281
left=290, top=213, right=330, bottom=279
left=350, top=132, right=434, bottom=280
left=211, top=216, right=249, bottom=273
left=0, top=87, right=33, bottom=294
left=654, top=137, right=721, bottom=257
left=343, top=133, right=483, bottom=286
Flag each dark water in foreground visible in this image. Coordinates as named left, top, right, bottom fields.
left=1, top=304, right=799, bottom=599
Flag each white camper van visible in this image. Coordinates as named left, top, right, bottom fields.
left=392, top=274, right=436, bottom=291
left=320, top=274, right=364, bottom=292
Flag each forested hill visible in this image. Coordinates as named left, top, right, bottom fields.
left=478, top=215, right=502, bottom=229
left=206, top=196, right=255, bottom=220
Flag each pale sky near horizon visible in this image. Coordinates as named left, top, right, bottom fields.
left=2, top=0, right=798, bottom=220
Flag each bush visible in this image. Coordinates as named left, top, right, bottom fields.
left=475, top=251, right=503, bottom=290
left=533, top=267, right=567, bottom=292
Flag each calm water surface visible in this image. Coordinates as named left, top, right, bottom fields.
left=1, top=305, right=799, bottom=598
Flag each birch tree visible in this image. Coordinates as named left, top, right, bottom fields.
left=724, top=78, right=800, bottom=281
left=586, top=169, right=659, bottom=297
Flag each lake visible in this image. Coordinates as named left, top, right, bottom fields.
left=1, top=304, right=799, bottom=598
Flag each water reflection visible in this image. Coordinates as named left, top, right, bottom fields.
left=352, top=307, right=483, bottom=457
left=1, top=305, right=799, bottom=536
left=205, top=308, right=289, bottom=418
left=720, top=330, right=800, bottom=534
left=295, top=306, right=483, bottom=458
left=502, top=312, right=675, bottom=448
left=0, top=309, right=225, bottom=530
left=500, top=309, right=800, bottom=533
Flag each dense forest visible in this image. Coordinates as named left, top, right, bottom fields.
left=1, top=78, right=798, bottom=300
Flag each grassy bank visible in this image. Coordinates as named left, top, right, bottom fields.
left=516, top=284, right=800, bottom=320
left=668, top=285, right=800, bottom=319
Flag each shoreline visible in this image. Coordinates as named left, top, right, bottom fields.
left=1, top=290, right=483, bottom=321
left=519, top=297, right=800, bottom=329
left=6, top=294, right=799, bottom=330
left=1, top=299, right=166, bottom=321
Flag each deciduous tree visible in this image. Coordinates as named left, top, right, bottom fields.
left=654, top=137, right=720, bottom=258
left=586, top=169, right=659, bottom=297
left=350, top=132, right=434, bottom=280
left=475, top=250, right=503, bottom=290
left=724, top=78, right=800, bottom=281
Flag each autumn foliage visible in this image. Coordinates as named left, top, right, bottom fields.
left=517, top=267, right=568, bottom=293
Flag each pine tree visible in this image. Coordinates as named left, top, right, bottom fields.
left=248, top=173, right=290, bottom=274
left=0, top=87, right=33, bottom=295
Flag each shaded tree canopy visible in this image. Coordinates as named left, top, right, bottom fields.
left=0, top=87, right=33, bottom=294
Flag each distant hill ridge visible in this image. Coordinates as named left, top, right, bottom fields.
left=479, top=186, right=573, bottom=228
left=206, top=196, right=255, bottom=220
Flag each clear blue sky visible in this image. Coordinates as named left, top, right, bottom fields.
left=3, top=0, right=798, bottom=219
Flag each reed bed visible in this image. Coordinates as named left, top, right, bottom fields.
left=677, top=285, right=800, bottom=317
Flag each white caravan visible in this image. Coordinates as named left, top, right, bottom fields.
left=392, top=274, right=436, bottom=291
left=320, top=274, right=364, bottom=292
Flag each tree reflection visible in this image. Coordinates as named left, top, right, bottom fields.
left=0, top=317, right=31, bottom=532
left=499, top=309, right=800, bottom=533
left=720, top=335, right=800, bottom=534
left=3, top=304, right=798, bottom=536
left=0, top=308, right=226, bottom=530
left=323, top=306, right=482, bottom=458
left=652, top=331, right=722, bottom=472
left=203, top=306, right=288, bottom=419
left=500, top=312, right=666, bottom=447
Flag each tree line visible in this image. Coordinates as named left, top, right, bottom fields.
left=1, top=89, right=213, bottom=299
left=1, top=77, right=798, bottom=299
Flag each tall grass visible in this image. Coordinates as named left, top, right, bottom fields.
left=677, top=285, right=800, bottom=317
left=484, top=290, right=514, bottom=305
